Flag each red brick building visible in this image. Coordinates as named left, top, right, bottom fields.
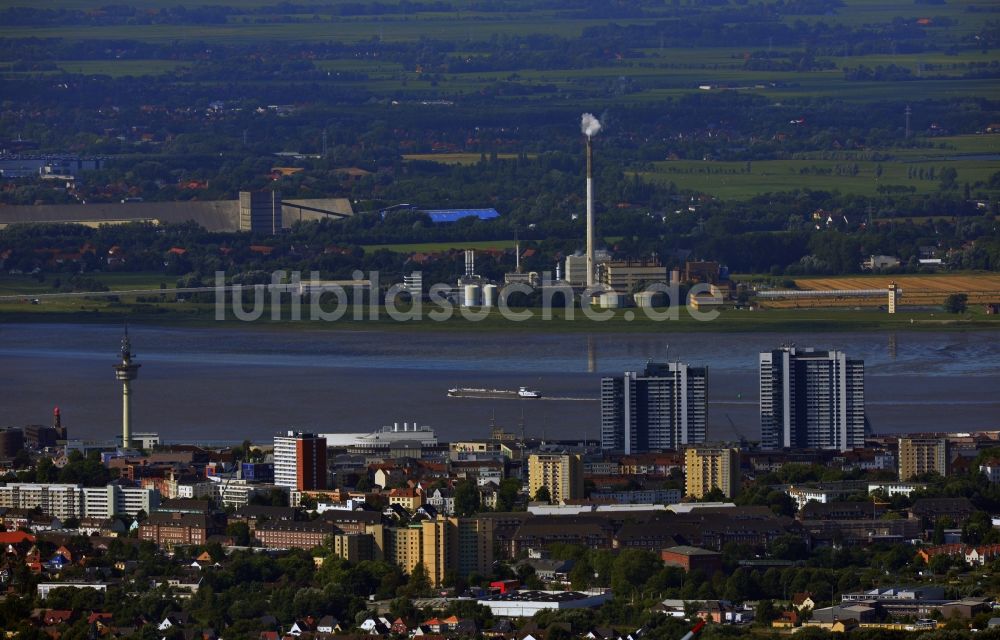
left=139, top=512, right=221, bottom=548
left=255, top=520, right=338, bottom=550
left=660, top=545, right=723, bottom=574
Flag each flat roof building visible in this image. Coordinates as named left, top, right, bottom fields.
left=273, top=431, right=327, bottom=491
left=685, top=447, right=740, bottom=499
left=528, top=454, right=584, bottom=503
left=477, top=590, right=612, bottom=617
left=760, top=347, right=865, bottom=452
left=898, top=438, right=947, bottom=481
left=601, top=361, right=707, bottom=454
left=661, top=545, right=723, bottom=574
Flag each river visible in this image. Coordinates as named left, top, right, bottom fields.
left=0, top=323, right=997, bottom=443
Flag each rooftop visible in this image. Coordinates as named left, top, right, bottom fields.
left=421, top=208, right=500, bottom=223
left=482, top=590, right=601, bottom=603
left=663, top=545, right=721, bottom=557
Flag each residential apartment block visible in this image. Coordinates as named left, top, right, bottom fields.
left=273, top=431, right=327, bottom=491
left=384, top=516, right=494, bottom=587
left=760, top=347, right=865, bottom=452
left=898, top=438, right=948, bottom=481
left=601, top=362, right=707, bottom=454
left=527, top=454, right=583, bottom=503
left=0, top=483, right=159, bottom=520
left=684, top=447, right=740, bottom=499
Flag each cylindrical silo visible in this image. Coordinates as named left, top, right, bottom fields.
left=462, top=284, right=480, bottom=307
left=482, top=284, right=498, bottom=307
left=634, top=291, right=663, bottom=308
left=599, top=292, right=623, bottom=309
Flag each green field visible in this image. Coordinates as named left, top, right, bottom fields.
left=1, top=0, right=997, bottom=109
left=1, top=298, right=997, bottom=334
left=0, top=15, right=649, bottom=45
left=0, top=272, right=176, bottom=297
left=53, top=60, right=191, bottom=77
left=642, top=150, right=1000, bottom=200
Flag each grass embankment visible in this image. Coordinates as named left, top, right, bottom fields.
left=2, top=273, right=998, bottom=332
left=2, top=300, right=997, bottom=333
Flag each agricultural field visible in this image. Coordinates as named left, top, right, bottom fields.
left=795, top=274, right=1000, bottom=294
left=642, top=148, right=1000, bottom=200
left=756, top=273, right=1000, bottom=308
left=0, top=272, right=175, bottom=296
left=53, top=59, right=191, bottom=77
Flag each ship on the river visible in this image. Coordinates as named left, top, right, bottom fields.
left=448, top=386, right=542, bottom=399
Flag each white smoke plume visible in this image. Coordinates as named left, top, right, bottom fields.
left=581, top=113, right=602, bottom=138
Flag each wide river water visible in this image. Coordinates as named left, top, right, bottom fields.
left=0, top=323, right=997, bottom=443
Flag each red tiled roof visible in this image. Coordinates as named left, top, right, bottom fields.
left=0, top=531, right=35, bottom=545
left=43, top=609, right=74, bottom=624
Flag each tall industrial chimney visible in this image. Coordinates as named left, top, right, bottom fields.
left=581, top=113, right=602, bottom=288
left=586, top=136, right=594, bottom=287
left=514, top=228, right=521, bottom=274
left=465, top=249, right=475, bottom=278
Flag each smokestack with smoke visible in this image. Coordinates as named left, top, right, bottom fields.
left=581, top=113, right=602, bottom=138
left=581, top=113, right=601, bottom=288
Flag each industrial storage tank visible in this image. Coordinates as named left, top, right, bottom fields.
left=634, top=291, right=664, bottom=308
left=482, top=284, right=498, bottom=307
left=598, top=292, right=625, bottom=309
left=462, top=284, right=480, bottom=307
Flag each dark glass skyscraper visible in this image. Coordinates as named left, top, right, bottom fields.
left=759, top=346, right=865, bottom=451
left=601, top=362, right=707, bottom=453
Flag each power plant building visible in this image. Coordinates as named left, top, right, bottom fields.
left=601, top=362, right=707, bottom=454
left=564, top=255, right=589, bottom=287
left=599, top=259, right=667, bottom=293
left=760, top=347, right=866, bottom=452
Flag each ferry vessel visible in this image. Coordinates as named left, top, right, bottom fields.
left=448, top=386, right=542, bottom=399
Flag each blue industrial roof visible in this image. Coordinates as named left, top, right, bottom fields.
left=421, top=208, right=500, bottom=223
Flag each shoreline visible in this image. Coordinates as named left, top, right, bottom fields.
left=1, top=306, right=998, bottom=334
